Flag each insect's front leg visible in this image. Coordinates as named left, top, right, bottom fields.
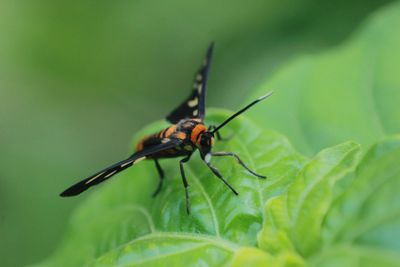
left=152, top=159, right=165, bottom=197
left=203, top=157, right=239, bottom=195
left=179, top=154, right=192, bottom=214
left=211, top=152, right=266, bottom=178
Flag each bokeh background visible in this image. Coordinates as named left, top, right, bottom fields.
left=0, top=1, right=395, bottom=266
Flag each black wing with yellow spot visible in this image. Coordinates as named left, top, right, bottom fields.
left=166, top=42, right=214, bottom=123
left=60, top=139, right=182, bottom=196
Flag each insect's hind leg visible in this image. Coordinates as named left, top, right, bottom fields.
left=211, top=152, right=266, bottom=179
left=179, top=155, right=192, bottom=214
left=152, top=159, right=165, bottom=197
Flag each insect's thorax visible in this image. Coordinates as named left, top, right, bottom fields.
left=175, top=118, right=206, bottom=143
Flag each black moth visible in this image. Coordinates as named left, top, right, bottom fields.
left=60, top=43, right=273, bottom=214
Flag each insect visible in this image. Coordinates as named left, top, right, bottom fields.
left=60, top=43, right=273, bottom=214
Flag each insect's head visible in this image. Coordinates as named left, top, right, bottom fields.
left=196, top=131, right=214, bottom=161
left=197, top=92, right=274, bottom=163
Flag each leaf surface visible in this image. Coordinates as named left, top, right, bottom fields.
left=248, top=2, right=400, bottom=155
left=36, top=3, right=400, bottom=266
left=38, top=110, right=305, bottom=266
left=258, top=137, right=400, bottom=267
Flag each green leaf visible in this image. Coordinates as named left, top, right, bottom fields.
left=230, top=247, right=304, bottom=267
left=313, top=136, right=400, bottom=267
left=88, top=234, right=304, bottom=267
left=89, top=233, right=238, bottom=267
left=258, top=142, right=361, bottom=256
left=35, top=3, right=400, bottom=267
left=38, top=110, right=305, bottom=266
left=38, top=116, right=400, bottom=266
left=248, top=2, right=400, bottom=156
left=253, top=5, right=400, bottom=264
left=258, top=137, right=400, bottom=267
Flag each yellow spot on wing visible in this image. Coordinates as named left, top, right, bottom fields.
left=85, top=171, right=105, bottom=184
left=134, top=156, right=146, bottom=164
left=188, top=98, right=198, bottom=107
left=105, top=170, right=117, bottom=178
left=121, top=160, right=134, bottom=168
left=162, top=138, right=171, bottom=144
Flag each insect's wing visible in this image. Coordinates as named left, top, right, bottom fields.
left=166, top=43, right=214, bottom=123
left=60, top=139, right=182, bottom=196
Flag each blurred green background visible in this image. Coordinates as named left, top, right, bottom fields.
left=0, top=1, right=395, bottom=266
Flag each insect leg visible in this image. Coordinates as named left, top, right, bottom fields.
left=211, top=152, right=266, bottom=179
left=214, top=130, right=223, bottom=141
left=208, top=125, right=231, bottom=141
left=152, top=159, right=165, bottom=197
left=204, top=161, right=239, bottom=195
left=179, top=155, right=192, bottom=214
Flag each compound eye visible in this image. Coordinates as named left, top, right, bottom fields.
left=201, top=136, right=209, bottom=146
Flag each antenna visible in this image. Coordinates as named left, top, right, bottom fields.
left=211, top=91, right=273, bottom=134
